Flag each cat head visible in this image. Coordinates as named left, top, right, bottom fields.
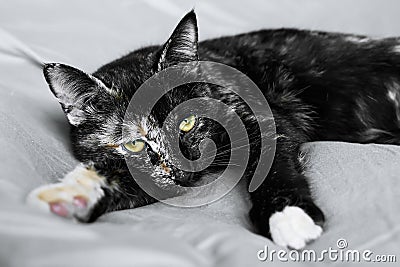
left=43, top=11, right=233, bottom=187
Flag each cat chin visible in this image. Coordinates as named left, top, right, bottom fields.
left=26, top=164, right=106, bottom=221
left=269, top=206, right=323, bottom=250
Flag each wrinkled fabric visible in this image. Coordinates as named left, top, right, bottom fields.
left=0, top=0, right=399, bottom=266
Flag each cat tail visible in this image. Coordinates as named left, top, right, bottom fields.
left=0, top=27, right=45, bottom=68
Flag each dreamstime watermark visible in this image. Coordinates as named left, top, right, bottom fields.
left=122, top=61, right=277, bottom=207
left=257, top=238, right=397, bottom=263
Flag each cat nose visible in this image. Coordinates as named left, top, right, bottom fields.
left=160, top=162, right=171, bottom=174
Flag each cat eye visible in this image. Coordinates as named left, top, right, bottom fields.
left=179, top=115, right=196, bottom=132
left=122, top=140, right=146, bottom=153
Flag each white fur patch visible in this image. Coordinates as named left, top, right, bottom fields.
left=27, top=164, right=105, bottom=218
left=66, top=112, right=85, bottom=126
left=387, top=89, right=398, bottom=103
left=393, top=45, right=400, bottom=54
left=344, top=36, right=371, bottom=43
left=386, top=81, right=400, bottom=123
left=269, top=206, right=322, bottom=249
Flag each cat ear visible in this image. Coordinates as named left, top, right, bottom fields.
left=157, top=10, right=199, bottom=70
left=43, top=63, right=112, bottom=126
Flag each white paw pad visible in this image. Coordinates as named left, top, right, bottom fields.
left=26, top=165, right=105, bottom=220
left=269, top=206, right=322, bottom=249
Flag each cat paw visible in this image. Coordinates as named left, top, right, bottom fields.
left=27, top=165, right=106, bottom=222
left=269, top=206, right=323, bottom=250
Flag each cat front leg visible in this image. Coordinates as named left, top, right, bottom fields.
left=249, top=123, right=325, bottom=249
left=27, top=164, right=154, bottom=222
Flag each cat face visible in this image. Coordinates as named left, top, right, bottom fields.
left=43, top=11, right=232, bottom=187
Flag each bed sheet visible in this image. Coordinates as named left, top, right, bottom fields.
left=0, top=1, right=399, bottom=266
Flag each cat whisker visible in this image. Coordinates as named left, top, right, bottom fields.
left=200, top=131, right=264, bottom=157
left=209, top=162, right=242, bottom=168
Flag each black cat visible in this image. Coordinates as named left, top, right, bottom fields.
left=28, top=11, right=400, bottom=249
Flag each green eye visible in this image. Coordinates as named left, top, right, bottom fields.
left=123, top=140, right=146, bottom=152
left=179, top=115, right=196, bottom=132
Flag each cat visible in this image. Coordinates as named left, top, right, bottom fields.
left=27, top=10, right=400, bottom=249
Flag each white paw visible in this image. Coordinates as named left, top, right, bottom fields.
left=27, top=164, right=105, bottom=221
left=269, top=206, right=322, bottom=250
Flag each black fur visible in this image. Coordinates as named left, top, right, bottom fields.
left=43, top=11, right=400, bottom=241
